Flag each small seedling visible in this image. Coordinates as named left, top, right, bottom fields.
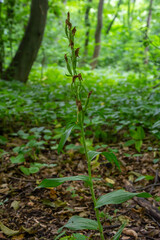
left=38, top=13, right=151, bottom=240
left=125, top=126, right=145, bottom=152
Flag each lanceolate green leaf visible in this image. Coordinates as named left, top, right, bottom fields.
left=102, top=152, right=121, bottom=171
left=58, top=123, right=75, bottom=154
left=58, top=216, right=98, bottom=233
left=112, top=222, right=126, bottom=240
left=135, top=140, right=142, bottom=152
left=96, top=189, right=152, bottom=208
left=37, top=175, right=90, bottom=188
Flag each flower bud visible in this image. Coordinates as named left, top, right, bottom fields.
left=78, top=73, right=82, bottom=81
left=72, top=75, right=78, bottom=83
left=75, top=48, right=80, bottom=57
left=69, top=40, right=74, bottom=49
left=72, top=27, right=76, bottom=36
left=76, top=99, right=82, bottom=111
left=88, top=91, right=93, bottom=98
left=67, top=12, right=70, bottom=21
left=64, top=54, right=68, bottom=63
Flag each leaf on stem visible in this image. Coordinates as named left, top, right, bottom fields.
left=96, top=189, right=152, bottom=208
left=102, top=152, right=121, bottom=171
left=58, top=123, right=75, bottom=154
left=88, top=150, right=101, bottom=162
left=58, top=216, right=98, bottom=233
left=37, top=175, right=90, bottom=188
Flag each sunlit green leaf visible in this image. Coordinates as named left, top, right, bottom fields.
left=88, top=150, right=101, bottom=162
left=58, top=216, right=98, bottom=233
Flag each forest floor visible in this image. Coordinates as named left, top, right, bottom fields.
left=0, top=133, right=160, bottom=240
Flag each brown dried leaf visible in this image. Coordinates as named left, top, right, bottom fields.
left=123, top=228, right=138, bottom=239
left=12, top=234, right=24, bottom=240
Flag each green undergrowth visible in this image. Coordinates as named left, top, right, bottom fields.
left=0, top=66, right=160, bottom=142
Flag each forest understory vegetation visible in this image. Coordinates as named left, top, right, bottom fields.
left=0, top=0, right=160, bottom=239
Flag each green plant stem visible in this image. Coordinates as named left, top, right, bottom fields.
left=80, top=117, right=105, bottom=240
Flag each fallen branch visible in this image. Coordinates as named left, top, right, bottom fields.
left=124, top=180, right=160, bottom=226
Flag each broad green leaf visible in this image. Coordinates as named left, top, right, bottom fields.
left=135, top=175, right=154, bottom=182
left=130, top=127, right=145, bottom=140
left=96, top=190, right=152, bottom=208
left=58, top=123, right=75, bottom=154
left=88, top=150, right=101, bottom=162
left=58, top=216, right=98, bottom=233
left=135, top=140, right=142, bottom=152
left=137, top=127, right=145, bottom=139
left=19, top=166, right=30, bottom=175
left=124, top=139, right=135, bottom=147
left=37, top=175, right=90, bottom=188
left=112, top=222, right=126, bottom=240
left=73, top=233, right=87, bottom=240
left=0, top=136, right=7, bottom=145
left=152, top=120, right=160, bottom=129
left=10, top=154, right=25, bottom=164
left=0, top=221, right=19, bottom=236
left=102, top=152, right=121, bottom=171
left=29, top=166, right=39, bottom=174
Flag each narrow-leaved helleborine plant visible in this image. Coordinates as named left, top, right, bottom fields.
left=38, top=13, right=152, bottom=240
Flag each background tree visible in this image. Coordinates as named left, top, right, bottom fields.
left=90, top=0, right=104, bottom=69
left=144, top=0, right=154, bottom=64
left=105, top=0, right=122, bottom=35
left=84, top=0, right=92, bottom=58
left=2, top=0, right=48, bottom=83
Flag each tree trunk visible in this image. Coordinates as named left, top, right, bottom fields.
left=2, top=0, right=48, bottom=82
left=90, top=0, right=104, bottom=69
left=106, top=0, right=122, bottom=35
left=84, top=0, right=92, bottom=57
left=144, top=0, right=153, bottom=64
left=127, top=0, right=131, bottom=31
left=0, top=1, right=4, bottom=77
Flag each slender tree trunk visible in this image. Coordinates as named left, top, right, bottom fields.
left=90, top=0, right=104, bottom=69
left=106, top=0, right=122, bottom=35
left=144, top=0, right=153, bottom=64
left=84, top=0, right=92, bottom=57
left=3, top=0, right=48, bottom=82
left=0, top=1, right=4, bottom=77
left=127, top=0, right=131, bottom=31
left=130, top=0, right=136, bottom=22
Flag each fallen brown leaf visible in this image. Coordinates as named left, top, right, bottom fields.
left=123, top=228, right=138, bottom=239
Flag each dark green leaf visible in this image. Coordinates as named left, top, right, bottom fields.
left=10, top=154, right=25, bottom=164
left=58, top=123, right=75, bottom=154
left=102, top=152, right=121, bottom=171
left=96, top=190, right=152, bottom=208
left=112, top=222, right=126, bottom=240
left=37, top=175, right=90, bottom=188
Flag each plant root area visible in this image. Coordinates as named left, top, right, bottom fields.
left=0, top=136, right=160, bottom=240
